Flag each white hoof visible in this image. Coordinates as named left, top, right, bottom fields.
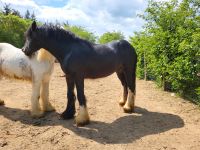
left=123, top=105, right=133, bottom=113
left=42, top=102, right=55, bottom=112
left=75, top=106, right=90, bottom=126
left=119, top=97, right=126, bottom=106
left=30, top=110, right=44, bottom=118
left=123, top=89, right=135, bottom=113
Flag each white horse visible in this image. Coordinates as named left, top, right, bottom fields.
left=0, top=43, right=55, bottom=118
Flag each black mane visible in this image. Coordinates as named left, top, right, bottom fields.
left=38, top=24, right=93, bottom=47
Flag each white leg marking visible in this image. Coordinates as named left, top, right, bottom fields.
left=119, top=96, right=126, bottom=106
left=30, top=80, right=44, bottom=118
left=40, top=81, right=55, bottom=112
left=123, top=89, right=135, bottom=112
left=75, top=106, right=90, bottom=126
left=119, top=86, right=127, bottom=106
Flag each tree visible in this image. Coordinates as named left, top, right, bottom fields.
left=11, top=9, right=21, bottom=18
left=3, top=4, right=12, bottom=15
left=2, top=4, right=21, bottom=17
left=25, top=10, right=30, bottom=19
left=130, top=31, right=154, bottom=80
left=31, top=12, right=36, bottom=21
left=130, top=0, right=200, bottom=102
left=98, top=31, right=124, bottom=44
left=0, top=13, right=32, bottom=48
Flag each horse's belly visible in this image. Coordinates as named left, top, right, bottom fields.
left=85, top=67, right=117, bottom=79
left=0, top=59, right=32, bottom=80
left=87, top=72, right=114, bottom=79
left=84, top=59, right=121, bottom=79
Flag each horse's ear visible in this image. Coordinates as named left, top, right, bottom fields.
left=31, top=21, right=37, bottom=31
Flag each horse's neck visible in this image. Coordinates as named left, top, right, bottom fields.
left=37, top=48, right=55, bottom=62
left=44, top=40, right=70, bottom=63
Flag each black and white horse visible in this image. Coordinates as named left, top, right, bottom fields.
left=22, top=21, right=137, bottom=126
left=0, top=43, right=55, bottom=117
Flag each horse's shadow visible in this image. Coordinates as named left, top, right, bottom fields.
left=0, top=105, right=184, bottom=144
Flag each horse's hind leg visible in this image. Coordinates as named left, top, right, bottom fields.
left=123, top=68, right=136, bottom=113
left=116, top=72, right=128, bottom=106
left=40, top=80, right=55, bottom=112
left=61, top=76, right=76, bottom=119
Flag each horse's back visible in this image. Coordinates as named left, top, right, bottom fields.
left=99, top=40, right=137, bottom=72
left=0, top=43, right=23, bottom=56
left=108, top=40, right=137, bottom=64
left=0, top=43, right=17, bottom=52
left=97, top=40, right=136, bottom=64
left=105, top=40, right=136, bottom=54
left=0, top=43, right=32, bottom=80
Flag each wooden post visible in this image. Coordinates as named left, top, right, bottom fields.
left=144, top=51, right=147, bottom=81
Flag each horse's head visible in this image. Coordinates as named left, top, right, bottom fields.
left=22, top=21, right=41, bottom=56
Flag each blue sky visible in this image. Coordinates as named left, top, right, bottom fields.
left=0, top=0, right=169, bottom=38
left=34, top=0, right=68, bottom=7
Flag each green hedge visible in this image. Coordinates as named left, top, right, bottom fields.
left=130, top=0, right=200, bottom=103
left=0, top=13, right=32, bottom=48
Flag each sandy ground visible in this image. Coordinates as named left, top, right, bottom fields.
left=0, top=63, right=200, bottom=150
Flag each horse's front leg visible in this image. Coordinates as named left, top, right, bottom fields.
left=40, top=80, right=55, bottom=112
left=75, top=76, right=90, bottom=126
left=30, top=79, right=44, bottom=118
left=61, top=75, right=76, bottom=119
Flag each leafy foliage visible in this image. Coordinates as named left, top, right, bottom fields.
left=98, top=31, right=124, bottom=44
left=0, top=13, right=31, bottom=48
left=130, top=0, right=200, bottom=102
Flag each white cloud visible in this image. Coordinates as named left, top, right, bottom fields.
left=0, top=0, right=38, bottom=7
left=0, top=0, right=148, bottom=38
left=0, top=0, right=40, bottom=16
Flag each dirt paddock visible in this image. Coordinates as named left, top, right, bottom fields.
left=0, top=64, right=200, bottom=150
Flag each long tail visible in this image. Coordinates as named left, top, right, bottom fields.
left=131, top=44, right=137, bottom=94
